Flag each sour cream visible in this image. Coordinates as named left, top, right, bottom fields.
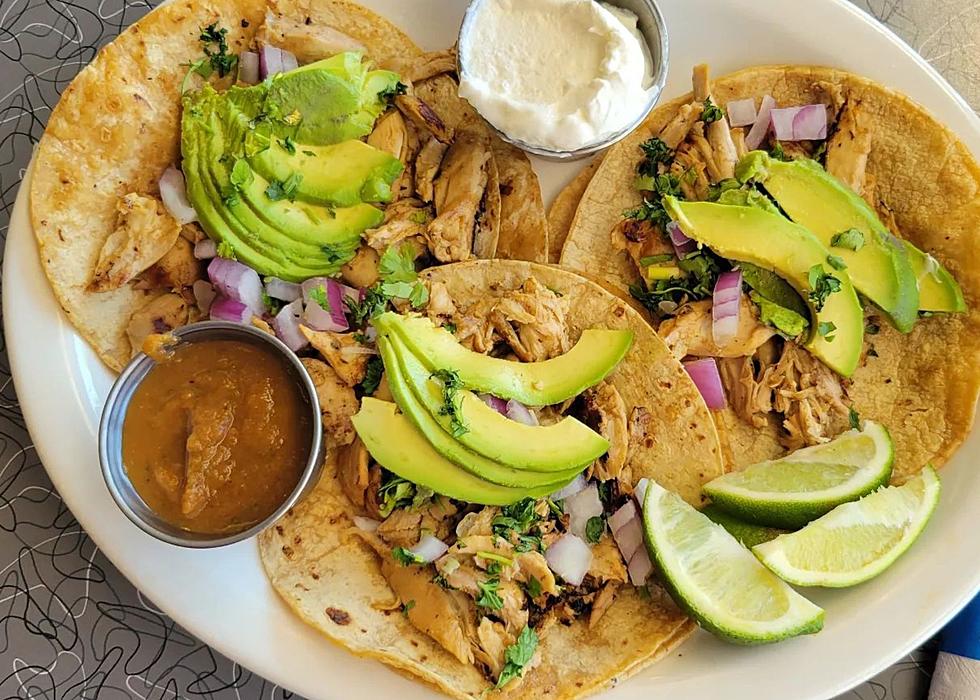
left=459, top=0, right=655, bottom=152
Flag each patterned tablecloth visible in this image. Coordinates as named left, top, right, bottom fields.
left=0, top=1, right=975, bottom=697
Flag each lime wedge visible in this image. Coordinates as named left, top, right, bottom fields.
left=704, top=421, right=894, bottom=528
left=642, top=480, right=824, bottom=644
left=753, top=466, right=940, bottom=588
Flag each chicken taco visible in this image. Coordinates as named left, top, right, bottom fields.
left=559, top=64, right=980, bottom=481
left=30, top=0, right=549, bottom=373
left=259, top=259, right=724, bottom=698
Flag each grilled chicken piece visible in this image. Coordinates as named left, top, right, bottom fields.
left=363, top=198, right=431, bottom=251
left=610, top=218, right=675, bottom=275
left=368, top=110, right=419, bottom=201
left=692, top=64, right=738, bottom=179
left=389, top=48, right=458, bottom=83
left=689, top=123, right=724, bottom=183
left=300, top=327, right=371, bottom=386
left=137, top=236, right=201, bottom=291
left=255, top=10, right=364, bottom=64
left=472, top=154, right=501, bottom=259
left=395, top=92, right=454, bottom=144
left=91, top=193, right=181, bottom=292
left=425, top=281, right=458, bottom=325
left=671, top=145, right=712, bottom=201
left=376, top=497, right=458, bottom=548
left=415, top=137, right=449, bottom=203
left=337, top=436, right=371, bottom=510
left=659, top=103, right=700, bottom=148
left=731, top=127, right=748, bottom=159
left=718, top=354, right=775, bottom=430
left=589, top=581, right=621, bottom=629
left=577, top=382, right=629, bottom=481
left=488, top=278, right=569, bottom=361
left=587, top=537, right=628, bottom=583
left=475, top=618, right=514, bottom=679
left=340, top=244, right=381, bottom=288
left=427, top=129, right=491, bottom=262
left=824, top=101, right=872, bottom=194
left=377, top=550, right=476, bottom=665
left=658, top=296, right=776, bottom=359
left=513, top=551, right=558, bottom=596
left=126, top=293, right=189, bottom=355
left=301, top=358, right=358, bottom=446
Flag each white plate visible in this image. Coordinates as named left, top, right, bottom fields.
left=6, top=1, right=980, bottom=698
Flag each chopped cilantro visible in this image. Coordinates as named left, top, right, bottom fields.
left=358, top=356, right=384, bottom=396
left=401, top=600, right=415, bottom=615
left=807, top=264, right=842, bottom=311
left=638, top=253, right=675, bottom=267
left=637, top=137, right=674, bottom=176
left=216, top=241, right=236, bottom=259
left=701, top=97, right=724, bottom=124
left=411, top=486, right=434, bottom=509
left=496, top=626, right=539, bottom=688
left=830, top=228, right=865, bottom=251
left=827, top=254, right=847, bottom=271
left=380, top=81, right=408, bottom=103
left=392, top=547, right=424, bottom=566
left=379, top=245, right=418, bottom=283
left=431, top=369, right=467, bottom=437
left=849, top=408, right=861, bottom=430
left=546, top=498, right=564, bottom=518
left=378, top=474, right=414, bottom=517
left=442, top=321, right=457, bottom=335
left=524, top=576, right=542, bottom=599
left=280, top=136, right=297, bottom=155
left=630, top=251, right=722, bottom=314
left=476, top=576, right=504, bottom=610
left=817, top=321, right=837, bottom=341
left=493, top=498, right=543, bottom=553
left=626, top=174, right=683, bottom=228
left=769, top=142, right=790, bottom=162
left=308, top=285, right=330, bottom=311
left=220, top=185, right=240, bottom=208
left=265, top=172, right=302, bottom=201
left=585, top=516, right=605, bottom=544
left=229, top=158, right=253, bottom=190
left=302, top=149, right=316, bottom=157
left=345, top=286, right=390, bottom=326
left=198, top=23, right=238, bottom=78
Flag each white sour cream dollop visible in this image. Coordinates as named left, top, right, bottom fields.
left=459, top=0, right=655, bottom=151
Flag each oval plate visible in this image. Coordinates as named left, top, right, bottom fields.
left=5, top=1, right=979, bottom=699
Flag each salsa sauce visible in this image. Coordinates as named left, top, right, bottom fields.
left=122, top=339, right=312, bottom=535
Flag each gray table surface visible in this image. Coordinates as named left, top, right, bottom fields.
left=0, top=0, right=975, bottom=697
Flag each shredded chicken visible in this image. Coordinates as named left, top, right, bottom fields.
left=824, top=100, right=872, bottom=194
left=671, top=144, right=712, bottom=201
left=301, top=358, right=358, bottom=446
left=390, top=48, right=457, bottom=83
left=659, top=103, right=700, bottom=148
left=340, top=244, right=381, bottom=288
left=717, top=354, right=774, bottom=429
left=300, top=327, right=371, bottom=386
left=255, top=10, right=364, bottom=64
left=589, top=581, right=621, bottom=629
left=137, top=237, right=201, bottom=291
left=587, top=537, right=628, bottom=584
left=578, top=382, right=629, bottom=481
left=363, top=198, right=431, bottom=251
left=425, top=281, right=458, bottom=325
left=395, top=91, right=454, bottom=144
left=91, top=193, right=182, bottom=292
left=368, top=110, right=420, bottom=201
left=376, top=497, right=459, bottom=548
left=692, top=64, right=737, bottom=179
left=658, top=296, right=776, bottom=359
left=126, top=293, right=189, bottom=355
left=611, top=218, right=675, bottom=272
left=689, top=122, right=724, bottom=183
left=475, top=618, right=514, bottom=679
left=771, top=342, right=851, bottom=449
left=415, top=137, right=449, bottom=203
left=427, top=128, right=491, bottom=262
left=337, top=436, right=371, bottom=510
left=731, top=127, right=747, bottom=160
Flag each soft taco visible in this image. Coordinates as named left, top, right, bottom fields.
left=259, top=259, right=724, bottom=698
left=559, top=64, right=980, bottom=482
left=30, top=0, right=549, bottom=373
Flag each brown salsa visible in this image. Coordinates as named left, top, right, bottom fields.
left=122, top=338, right=312, bottom=534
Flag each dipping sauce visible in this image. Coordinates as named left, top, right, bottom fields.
left=122, top=338, right=313, bottom=535
left=458, top=0, right=655, bottom=151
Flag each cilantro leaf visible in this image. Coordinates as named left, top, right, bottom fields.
left=806, top=264, right=842, bottom=311
left=380, top=81, right=408, bottom=103
left=392, top=547, right=424, bottom=566
left=358, top=355, right=384, bottom=396
left=496, top=627, right=539, bottom=688
left=198, top=23, right=238, bottom=78
left=378, top=474, right=415, bottom=517
left=379, top=245, right=418, bottom=283
left=701, top=97, right=724, bottom=124
left=524, top=576, right=542, bottom=599
left=401, top=600, right=415, bottom=615
left=585, top=516, right=605, bottom=544
left=265, top=172, right=302, bottom=202
left=308, top=285, right=330, bottom=311
left=476, top=576, right=503, bottom=610
left=769, top=142, right=790, bottom=162
left=849, top=408, right=861, bottom=430
left=817, top=321, right=837, bottom=341
left=827, top=254, right=847, bottom=271
left=431, top=369, right=467, bottom=437
left=830, top=228, right=865, bottom=251
left=637, top=137, right=675, bottom=176
left=345, top=286, right=390, bottom=326
left=280, top=136, right=297, bottom=155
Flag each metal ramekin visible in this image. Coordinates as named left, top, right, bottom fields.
left=98, top=321, right=324, bottom=548
left=457, top=0, right=670, bottom=160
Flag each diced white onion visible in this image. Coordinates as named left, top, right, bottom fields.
left=410, top=535, right=449, bottom=563
left=608, top=500, right=637, bottom=533
left=565, top=483, right=603, bottom=540
left=613, top=517, right=644, bottom=563
left=627, top=546, right=654, bottom=586
left=544, top=534, right=593, bottom=586
left=745, top=94, right=777, bottom=150
left=550, top=474, right=588, bottom=501
left=158, top=165, right=198, bottom=225
left=727, top=98, right=758, bottom=127
left=353, top=516, right=380, bottom=532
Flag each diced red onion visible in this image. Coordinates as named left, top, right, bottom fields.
left=634, top=478, right=650, bottom=507
left=273, top=299, right=308, bottom=352
left=192, top=280, right=217, bottom=315
left=479, top=394, right=508, bottom=414
left=745, top=94, right=776, bottom=150
left=544, top=534, right=593, bottom=586
left=303, top=299, right=343, bottom=332
left=683, top=358, right=727, bottom=410
left=265, top=277, right=302, bottom=302
left=238, top=51, right=260, bottom=84
left=301, top=278, right=350, bottom=332
left=608, top=500, right=638, bottom=533
left=411, top=535, right=449, bottom=563
left=550, top=474, right=588, bottom=501
left=209, top=296, right=252, bottom=324
left=208, top=257, right=264, bottom=315
left=565, top=483, right=603, bottom=540
left=712, top=270, right=742, bottom=346
left=505, top=400, right=539, bottom=426
left=259, top=45, right=298, bottom=79
left=727, top=98, right=757, bottom=127
left=193, top=238, right=217, bottom=260
left=615, top=517, right=644, bottom=563
left=353, top=516, right=380, bottom=532
left=158, top=165, right=198, bottom=225
left=667, top=221, right=697, bottom=259
left=627, top=546, right=654, bottom=586
left=770, top=105, right=827, bottom=141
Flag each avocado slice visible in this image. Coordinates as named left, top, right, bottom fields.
left=384, top=332, right=609, bottom=472
left=736, top=152, right=919, bottom=332
left=353, top=399, right=567, bottom=506
left=249, top=139, right=403, bottom=208
left=903, top=242, right=966, bottom=312
left=374, top=313, right=634, bottom=406
left=378, top=337, right=583, bottom=488
left=664, top=197, right=864, bottom=377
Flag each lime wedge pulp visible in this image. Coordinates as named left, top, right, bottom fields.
left=642, top=480, right=824, bottom=644
left=753, top=466, right=940, bottom=588
left=703, top=421, right=894, bottom=529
